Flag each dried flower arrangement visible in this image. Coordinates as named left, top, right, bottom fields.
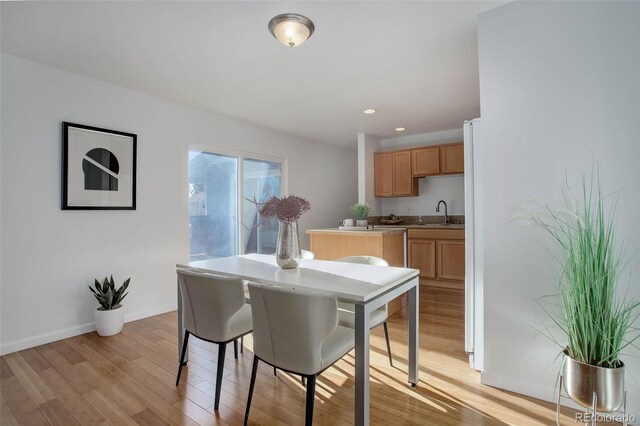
left=258, top=195, right=311, bottom=222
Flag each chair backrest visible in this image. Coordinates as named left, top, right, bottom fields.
left=335, top=255, right=390, bottom=267
left=301, top=249, right=315, bottom=259
left=248, top=283, right=337, bottom=375
left=336, top=256, right=390, bottom=316
left=177, top=269, right=246, bottom=342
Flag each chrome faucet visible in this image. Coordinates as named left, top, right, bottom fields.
left=436, top=200, right=449, bottom=224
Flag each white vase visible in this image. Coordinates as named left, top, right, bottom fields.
left=95, top=304, right=124, bottom=336
left=356, top=219, right=368, bottom=227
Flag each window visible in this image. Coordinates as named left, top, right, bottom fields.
left=188, top=148, right=284, bottom=260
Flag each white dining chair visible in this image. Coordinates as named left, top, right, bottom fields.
left=176, top=269, right=253, bottom=411
left=300, top=249, right=315, bottom=259
left=244, top=283, right=355, bottom=426
left=335, top=256, right=394, bottom=366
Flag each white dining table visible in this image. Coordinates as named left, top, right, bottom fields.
left=176, top=253, right=420, bottom=426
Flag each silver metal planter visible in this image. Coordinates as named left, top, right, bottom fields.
left=562, top=349, right=625, bottom=412
left=557, top=349, right=627, bottom=426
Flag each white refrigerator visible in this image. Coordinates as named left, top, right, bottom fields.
left=464, top=118, right=484, bottom=371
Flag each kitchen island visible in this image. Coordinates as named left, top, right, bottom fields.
left=306, top=228, right=406, bottom=267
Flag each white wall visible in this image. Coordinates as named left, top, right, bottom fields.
left=0, top=53, right=357, bottom=354
left=382, top=176, right=465, bottom=216
left=379, top=128, right=465, bottom=216
left=357, top=133, right=382, bottom=215
left=478, top=1, right=639, bottom=418
left=380, top=128, right=463, bottom=150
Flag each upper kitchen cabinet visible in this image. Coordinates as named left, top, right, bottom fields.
left=440, top=143, right=464, bottom=174
left=412, top=147, right=440, bottom=177
left=374, top=142, right=463, bottom=198
left=374, top=151, right=417, bottom=197
left=374, top=152, right=393, bottom=196
left=392, top=151, right=416, bottom=196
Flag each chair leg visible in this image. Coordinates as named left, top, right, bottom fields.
left=244, top=356, right=259, bottom=425
left=383, top=321, right=393, bottom=367
left=304, top=375, right=316, bottom=426
left=234, top=339, right=238, bottom=360
left=175, top=331, right=190, bottom=386
left=240, top=336, right=244, bottom=353
left=214, top=342, right=227, bottom=411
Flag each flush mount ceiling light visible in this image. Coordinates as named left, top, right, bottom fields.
left=268, top=13, right=315, bottom=48
left=363, top=108, right=376, bottom=114
left=395, top=127, right=406, bottom=132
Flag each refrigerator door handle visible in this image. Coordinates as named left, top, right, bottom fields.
left=463, top=120, right=476, bottom=356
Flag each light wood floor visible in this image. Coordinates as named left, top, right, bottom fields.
left=1, top=286, right=579, bottom=425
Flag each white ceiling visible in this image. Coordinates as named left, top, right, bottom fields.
left=1, top=1, right=503, bottom=149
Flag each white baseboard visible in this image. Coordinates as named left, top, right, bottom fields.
left=481, top=371, right=555, bottom=402
left=481, top=371, right=639, bottom=425
left=124, top=304, right=175, bottom=323
left=0, top=304, right=176, bottom=355
left=0, top=323, right=98, bottom=356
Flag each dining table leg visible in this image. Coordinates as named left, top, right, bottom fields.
left=355, top=303, right=371, bottom=426
left=408, top=278, right=419, bottom=386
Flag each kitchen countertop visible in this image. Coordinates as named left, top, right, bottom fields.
left=306, top=228, right=406, bottom=235
left=373, top=224, right=465, bottom=229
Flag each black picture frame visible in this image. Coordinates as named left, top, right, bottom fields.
left=62, top=122, right=137, bottom=210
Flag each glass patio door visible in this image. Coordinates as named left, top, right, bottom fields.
left=188, top=148, right=284, bottom=260
left=241, top=158, right=282, bottom=255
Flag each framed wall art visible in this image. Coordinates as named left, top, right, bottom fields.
left=62, top=122, right=137, bottom=210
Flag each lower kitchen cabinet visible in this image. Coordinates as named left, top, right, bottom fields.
left=437, top=240, right=465, bottom=281
left=408, top=240, right=436, bottom=278
left=408, top=228, right=465, bottom=284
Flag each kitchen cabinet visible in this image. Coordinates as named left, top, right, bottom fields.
left=374, top=151, right=417, bottom=197
left=437, top=240, right=465, bottom=280
left=408, top=228, right=464, bottom=285
left=392, top=151, right=415, bottom=195
left=374, top=152, right=393, bottom=197
left=440, top=143, right=464, bottom=174
left=408, top=240, right=436, bottom=278
left=412, top=147, right=440, bottom=177
left=374, top=142, right=463, bottom=198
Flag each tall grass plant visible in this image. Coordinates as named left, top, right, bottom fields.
left=521, top=172, right=639, bottom=368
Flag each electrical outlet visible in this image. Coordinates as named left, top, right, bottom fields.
left=407, top=206, right=415, bottom=214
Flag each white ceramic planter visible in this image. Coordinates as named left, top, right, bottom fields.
left=356, top=219, right=368, bottom=227
left=95, top=304, right=124, bottom=336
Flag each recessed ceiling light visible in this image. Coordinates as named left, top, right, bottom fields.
left=363, top=109, right=376, bottom=114
left=395, top=127, right=406, bottom=132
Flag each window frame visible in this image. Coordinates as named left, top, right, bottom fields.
left=188, top=143, right=288, bottom=257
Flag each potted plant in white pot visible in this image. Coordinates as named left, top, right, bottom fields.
left=521, top=174, right=639, bottom=421
left=89, top=275, right=130, bottom=336
left=350, top=203, right=372, bottom=227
